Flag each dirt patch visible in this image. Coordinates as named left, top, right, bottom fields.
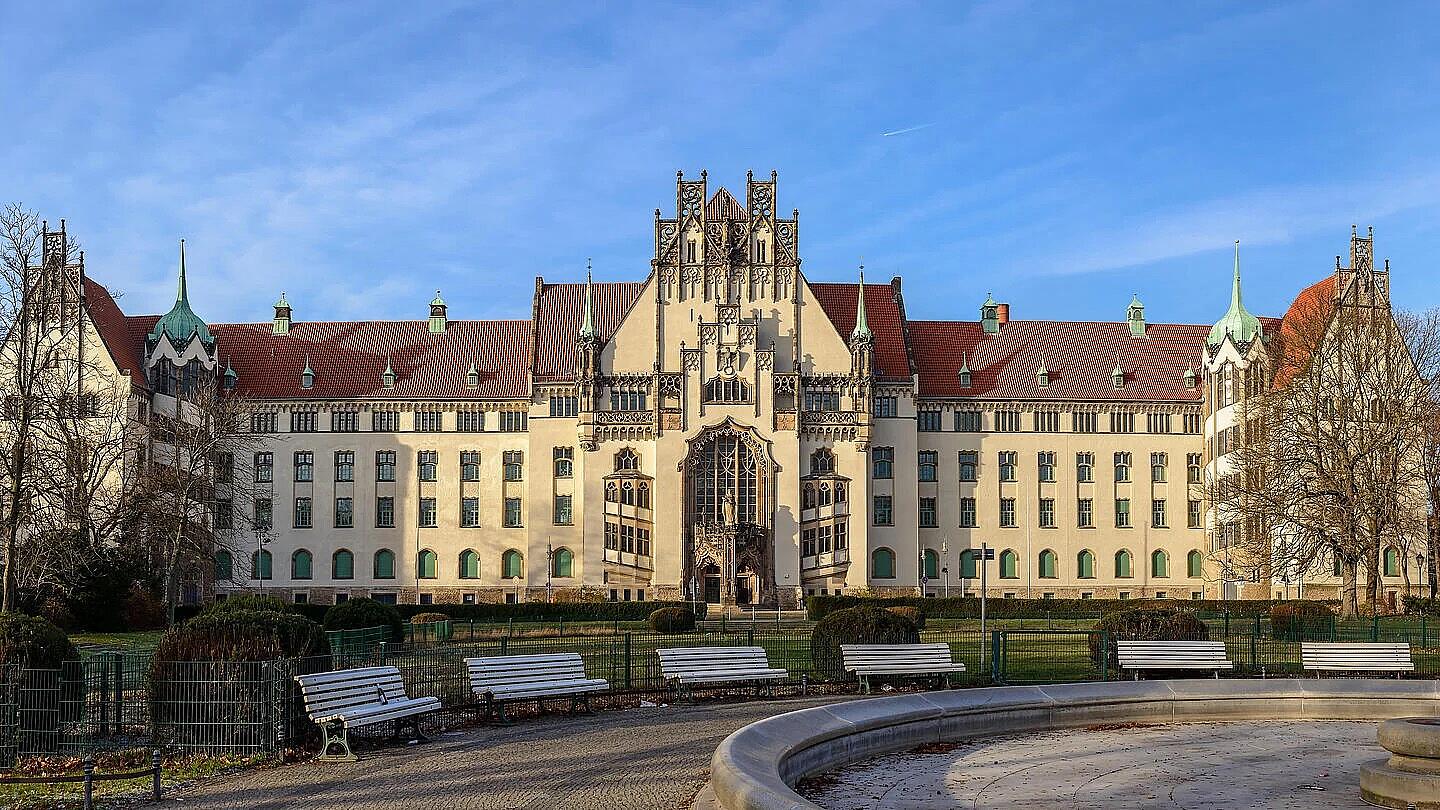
left=910, top=741, right=964, bottom=754
left=1083, top=722, right=1160, bottom=732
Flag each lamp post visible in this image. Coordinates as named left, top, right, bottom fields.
left=545, top=541, right=554, bottom=604
left=941, top=538, right=950, bottom=598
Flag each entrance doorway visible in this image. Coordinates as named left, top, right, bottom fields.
left=735, top=576, right=754, bottom=605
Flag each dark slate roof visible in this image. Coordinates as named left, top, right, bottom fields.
left=810, top=281, right=913, bottom=380
left=909, top=320, right=1214, bottom=402
left=209, top=320, right=532, bottom=400
left=531, top=280, right=645, bottom=381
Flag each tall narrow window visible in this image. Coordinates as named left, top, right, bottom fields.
left=375, top=496, right=395, bottom=528
left=376, top=451, right=396, bottom=482
left=917, top=451, right=938, bottom=482
left=1150, top=452, right=1167, bottom=483
left=291, top=549, right=312, bottom=580
left=918, top=497, right=937, bottom=528
left=959, top=497, right=977, bottom=527
left=872, top=548, right=896, bottom=579
left=461, top=497, right=480, bottom=527
left=462, top=451, right=482, bottom=481
left=554, top=494, right=573, bottom=525
left=998, top=451, right=1016, bottom=481
left=1077, top=498, right=1094, bottom=528
left=501, top=549, right=524, bottom=579
left=872, top=447, right=893, bottom=479
left=1039, top=498, right=1055, bottom=528
left=417, top=549, right=438, bottom=579
left=374, top=549, right=396, bottom=579
left=873, top=495, right=893, bottom=526
left=417, top=450, right=438, bottom=482
left=293, top=451, right=313, bottom=482
left=293, top=497, right=312, bottom=529
left=1115, top=498, right=1131, bottom=528
left=1076, top=452, right=1094, bottom=483
left=333, top=497, right=353, bottom=528
left=1037, top=451, right=1055, bottom=482
left=332, top=549, right=354, bottom=580
left=1114, top=452, right=1131, bottom=483
left=504, top=497, right=523, bottom=527
left=419, top=497, right=436, bottom=528
left=999, top=497, right=1016, bottom=527
left=503, top=451, right=523, bottom=481
left=334, top=451, right=354, bottom=482
left=959, top=451, right=978, bottom=482
left=1152, top=499, right=1168, bottom=528
left=553, top=447, right=574, bottom=478
left=254, top=452, right=273, bottom=483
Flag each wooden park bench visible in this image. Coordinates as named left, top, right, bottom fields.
left=841, top=643, right=967, bottom=693
left=1115, top=640, right=1233, bottom=680
left=1302, top=642, right=1414, bottom=677
left=295, top=666, right=440, bottom=761
left=656, top=646, right=787, bottom=700
left=465, top=653, right=609, bottom=722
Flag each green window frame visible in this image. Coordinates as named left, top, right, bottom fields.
left=214, top=550, right=233, bottom=580
left=291, top=549, right=312, bottom=580
left=1384, top=547, right=1400, bottom=577
left=1188, top=550, right=1205, bottom=578
left=501, top=549, right=524, bottom=579
left=417, top=549, right=438, bottom=579
left=1151, top=549, right=1169, bottom=578
left=1038, top=549, right=1057, bottom=579
left=872, top=547, right=896, bottom=579
left=374, top=549, right=396, bottom=579
left=1077, top=550, right=1095, bottom=579
left=458, top=549, right=479, bottom=579
left=1115, top=549, right=1133, bottom=578
left=959, top=550, right=977, bottom=579
left=999, top=549, right=1018, bottom=579
left=552, top=547, right=574, bottom=578
left=923, top=549, right=939, bottom=579
left=251, top=549, right=272, bottom=581
left=333, top=549, right=354, bottom=580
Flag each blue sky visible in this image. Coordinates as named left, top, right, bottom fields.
left=3, top=1, right=1439, bottom=328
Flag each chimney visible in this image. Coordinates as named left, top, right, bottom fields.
left=996, top=303, right=1010, bottom=325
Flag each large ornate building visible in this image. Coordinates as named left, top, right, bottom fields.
left=69, top=172, right=1421, bottom=606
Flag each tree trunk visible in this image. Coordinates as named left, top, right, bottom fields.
left=1341, top=560, right=1360, bottom=618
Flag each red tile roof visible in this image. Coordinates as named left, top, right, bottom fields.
left=82, top=278, right=148, bottom=386
left=531, top=280, right=644, bottom=381
left=910, top=320, right=1212, bottom=402
left=1271, top=275, right=1336, bottom=389
left=213, top=320, right=532, bottom=400
left=810, top=281, right=913, bottom=380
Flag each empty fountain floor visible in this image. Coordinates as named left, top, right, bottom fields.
left=799, top=720, right=1379, bottom=809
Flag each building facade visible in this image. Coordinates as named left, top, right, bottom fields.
left=68, top=172, right=1423, bottom=606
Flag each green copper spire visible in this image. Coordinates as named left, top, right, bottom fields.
left=850, top=266, right=872, bottom=343
left=578, top=259, right=597, bottom=340
left=148, top=238, right=214, bottom=348
left=1207, top=240, right=1263, bottom=347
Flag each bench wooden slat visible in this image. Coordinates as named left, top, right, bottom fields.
left=1115, top=641, right=1232, bottom=676
left=1302, top=642, right=1414, bottom=672
left=464, top=653, right=610, bottom=706
left=656, top=646, right=788, bottom=687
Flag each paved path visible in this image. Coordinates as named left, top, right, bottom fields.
left=161, top=697, right=845, bottom=810
left=801, top=720, right=1378, bottom=809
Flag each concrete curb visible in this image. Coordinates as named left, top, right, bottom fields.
left=703, top=679, right=1440, bottom=810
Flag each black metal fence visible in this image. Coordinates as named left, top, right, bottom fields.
left=5, top=619, right=1440, bottom=766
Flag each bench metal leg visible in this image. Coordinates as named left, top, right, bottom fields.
left=318, top=720, right=358, bottom=763
left=392, top=715, right=429, bottom=744
left=569, top=693, right=594, bottom=715
left=482, top=694, right=512, bottom=726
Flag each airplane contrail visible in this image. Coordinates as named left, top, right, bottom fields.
left=881, top=123, right=936, bottom=137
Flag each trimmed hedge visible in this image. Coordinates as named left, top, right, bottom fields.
left=886, top=606, right=925, bottom=629
left=202, top=595, right=289, bottom=615
left=1403, top=595, right=1440, bottom=616
left=810, top=606, right=920, bottom=681
left=153, top=610, right=329, bottom=663
left=1270, top=601, right=1335, bottom=640
left=409, top=612, right=451, bottom=625
left=805, top=595, right=1337, bottom=621
left=648, top=607, right=697, bottom=633
left=390, top=601, right=702, bottom=623
left=1088, top=607, right=1208, bottom=669
left=176, top=600, right=330, bottom=625
left=0, top=612, right=79, bottom=672
left=324, top=597, right=404, bottom=641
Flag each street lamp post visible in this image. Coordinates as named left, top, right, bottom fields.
left=545, top=541, right=554, bottom=604
left=941, top=538, right=950, bottom=598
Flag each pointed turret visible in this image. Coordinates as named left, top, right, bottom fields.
left=382, top=357, right=396, bottom=389
left=148, top=238, right=215, bottom=349
left=1037, top=355, right=1050, bottom=388
left=466, top=358, right=479, bottom=388
left=429, top=290, right=448, bottom=334
left=1183, top=362, right=1197, bottom=390
left=850, top=268, right=873, bottom=345
left=1207, top=241, right=1263, bottom=347
left=1127, top=293, right=1146, bottom=338
left=957, top=353, right=972, bottom=388
left=578, top=260, right=597, bottom=341
left=222, top=358, right=238, bottom=391
left=1111, top=354, right=1125, bottom=389
left=273, top=292, right=292, bottom=335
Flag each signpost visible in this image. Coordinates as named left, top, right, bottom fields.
left=976, top=544, right=996, bottom=669
left=941, top=539, right=950, bottom=598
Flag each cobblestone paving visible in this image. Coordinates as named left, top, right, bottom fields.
left=801, top=720, right=1379, bottom=809
left=160, top=697, right=845, bottom=810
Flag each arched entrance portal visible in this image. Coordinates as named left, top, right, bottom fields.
left=682, top=420, right=775, bottom=607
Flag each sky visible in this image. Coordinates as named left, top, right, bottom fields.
left=3, top=0, right=1439, bottom=329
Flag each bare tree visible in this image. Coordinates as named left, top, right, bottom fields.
left=1220, top=277, right=1439, bottom=616
left=0, top=206, right=90, bottom=612
left=137, top=384, right=264, bottom=623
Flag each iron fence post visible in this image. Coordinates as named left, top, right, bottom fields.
left=1373, top=615, right=1380, bottom=642
left=1250, top=634, right=1258, bottom=674
left=747, top=626, right=755, bottom=647
left=1101, top=632, right=1109, bottom=681
left=623, top=633, right=632, bottom=691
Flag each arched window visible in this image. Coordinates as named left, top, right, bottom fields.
left=999, top=550, right=1018, bottom=579
left=1077, top=550, right=1096, bottom=579
left=332, top=549, right=354, bottom=580
left=1115, top=550, right=1133, bottom=578
left=1188, top=550, right=1205, bottom=579
left=1151, top=550, right=1169, bottom=578
left=502, top=549, right=524, bottom=579
left=251, top=549, right=272, bottom=580
left=959, top=550, right=977, bottom=579
left=810, top=449, right=835, bottom=475
left=552, top=547, right=573, bottom=578
left=458, top=549, right=479, bottom=579
left=291, top=549, right=312, bottom=580
left=923, top=549, right=939, bottom=579
left=374, top=549, right=396, bottom=579
left=614, top=449, right=640, bottom=472
left=417, top=549, right=438, bottom=579
left=1384, top=547, right=1400, bottom=577
left=214, top=549, right=233, bottom=580
left=1038, top=549, right=1058, bottom=579
left=605, top=482, right=618, bottom=502
left=872, top=548, right=896, bottom=579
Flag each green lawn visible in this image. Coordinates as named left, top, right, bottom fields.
left=70, top=630, right=165, bottom=657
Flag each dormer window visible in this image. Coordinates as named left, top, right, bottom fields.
left=959, top=370, right=972, bottom=388
left=382, top=359, right=396, bottom=390
left=1112, top=367, right=1125, bottom=389
left=466, top=360, right=480, bottom=388
left=301, top=357, right=314, bottom=390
